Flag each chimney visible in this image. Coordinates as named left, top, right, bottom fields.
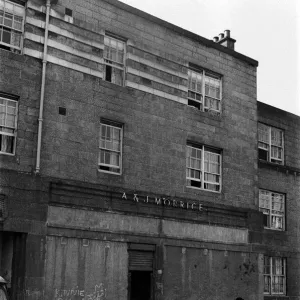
left=213, top=30, right=236, bottom=50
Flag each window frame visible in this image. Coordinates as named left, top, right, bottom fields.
left=258, top=122, right=284, bottom=165
left=0, top=94, right=18, bottom=156
left=98, top=119, right=123, bottom=175
left=186, top=143, right=222, bottom=193
left=263, top=256, right=286, bottom=295
left=259, top=189, right=285, bottom=231
left=103, top=33, right=126, bottom=87
left=188, top=66, right=222, bottom=114
left=0, top=0, right=25, bottom=52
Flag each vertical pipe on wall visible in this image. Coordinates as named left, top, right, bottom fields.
left=35, top=0, right=51, bottom=173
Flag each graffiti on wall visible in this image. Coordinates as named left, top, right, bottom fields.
left=55, top=283, right=106, bottom=300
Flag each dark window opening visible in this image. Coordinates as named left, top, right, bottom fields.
left=190, top=180, right=201, bottom=188
left=65, top=8, right=73, bottom=17
left=188, top=99, right=201, bottom=110
left=0, top=135, right=15, bottom=154
left=0, top=44, right=11, bottom=52
left=129, top=271, right=152, bottom=300
left=105, top=65, right=112, bottom=82
left=99, top=165, right=119, bottom=173
left=263, top=214, right=268, bottom=227
left=258, top=148, right=268, bottom=161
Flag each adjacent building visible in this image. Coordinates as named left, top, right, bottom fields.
left=0, top=0, right=299, bottom=299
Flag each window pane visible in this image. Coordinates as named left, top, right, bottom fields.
left=271, top=128, right=283, bottom=146
left=258, top=123, right=269, bottom=143
left=104, top=36, right=125, bottom=66
left=264, top=256, right=271, bottom=274
left=0, top=10, right=3, bottom=25
left=205, top=75, right=221, bottom=99
left=2, top=27, right=11, bottom=44
left=264, top=276, right=271, bottom=293
left=271, top=216, right=283, bottom=229
left=188, top=70, right=203, bottom=93
left=11, top=30, right=21, bottom=47
left=111, top=67, right=123, bottom=86
left=271, top=146, right=282, bottom=160
left=204, top=96, right=220, bottom=111
left=4, top=12, right=13, bottom=27
left=0, top=134, right=14, bottom=153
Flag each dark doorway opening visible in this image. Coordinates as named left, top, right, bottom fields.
left=129, top=271, right=152, bottom=300
left=128, top=244, right=155, bottom=300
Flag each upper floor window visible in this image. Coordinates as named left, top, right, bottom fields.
left=0, top=95, right=18, bottom=155
left=186, top=143, right=221, bottom=192
left=103, top=34, right=126, bottom=86
left=188, top=68, right=221, bottom=113
left=258, top=123, right=284, bottom=164
left=264, top=256, right=286, bottom=295
left=0, top=0, right=25, bottom=52
left=259, top=189, right=285, bottom=230
left=99, top=120, right=123, bottom=174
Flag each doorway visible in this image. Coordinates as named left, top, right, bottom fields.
left=128, top=244, right=155, bottom=300
left=129, top=271, right=152, bottom=300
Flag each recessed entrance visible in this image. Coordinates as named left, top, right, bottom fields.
left=129, top=271, right=152, bottom=300
left=128, top=244, right=155, bottom=300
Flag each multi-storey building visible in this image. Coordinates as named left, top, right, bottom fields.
left=0, top=0, right=299, bottom=300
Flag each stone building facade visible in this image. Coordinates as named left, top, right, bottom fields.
left=0, top=0, right=299, bottom=300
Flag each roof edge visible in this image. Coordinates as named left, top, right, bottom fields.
left=257, top=101, right=300, bottom=118
left=103, top=0, right=259, bottom=67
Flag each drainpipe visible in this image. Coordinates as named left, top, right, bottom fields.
left=35, top=0, right=51, bottom=173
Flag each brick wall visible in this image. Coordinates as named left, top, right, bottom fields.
left=22, top=0, right=258, bottom=210
left=0, top=50, right=41, bottom=172
left=257, top=102, right=300, bottom=299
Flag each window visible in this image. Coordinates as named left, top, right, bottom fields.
left=0, top=0, right=25, bottom=52
left=186, top=144, right=221, bottom=192
left=259, top=189, right=285, bottom=230
left=99, top=120, right=122, bottom=174
left=103, top=34, right=125, bottom=86
left=264, top=256, right=286, bottom=295
left=0, top=95, right=18, bottom=155
left=188, top=68, right=221, bottom=113
left=258, top=123, right=284, bottom=164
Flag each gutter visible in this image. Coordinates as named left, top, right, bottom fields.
left=35, top=0, right=51, bottom=173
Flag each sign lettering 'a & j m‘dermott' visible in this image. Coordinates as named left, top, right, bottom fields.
left=121, top=193, right=203, bottom=212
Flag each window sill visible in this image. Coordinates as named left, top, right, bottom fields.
left=263, top=227, right=285, bottom=232
left=264, top=295, right=288, bottom=300
left=98, top=169, right=122, bottom=176
left=186, top=105, right=222, bottom=121
left=0, top=46, right=22, bottom=55
left=0, top=152, right=15, bottom=156
left=186, top=185, right=221, bottom=194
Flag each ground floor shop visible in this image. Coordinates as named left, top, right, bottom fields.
left=0, top=174, right=298, bottom=300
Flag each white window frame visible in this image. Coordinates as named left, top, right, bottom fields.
left=258, top=123, right=284, bottom=165
left=0, top=95, right=18, bottom=155
left=98, top=120, right=123, bottom=175
left=259, top=189, right=285, bottom=231
left=0, top=0, right=25, bottom=52
left=264, top=256, right=286, bottom=295
left=186, top=144, right=221, bottom=192
left=188, top=68, right=222, bottom=113
left=103, top=33, right=126, bottom=86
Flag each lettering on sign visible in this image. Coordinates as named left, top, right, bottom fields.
left=121, top=193, right=203, bottom=212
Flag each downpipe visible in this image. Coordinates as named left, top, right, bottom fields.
left=35, top=0, right=51, bottom=174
